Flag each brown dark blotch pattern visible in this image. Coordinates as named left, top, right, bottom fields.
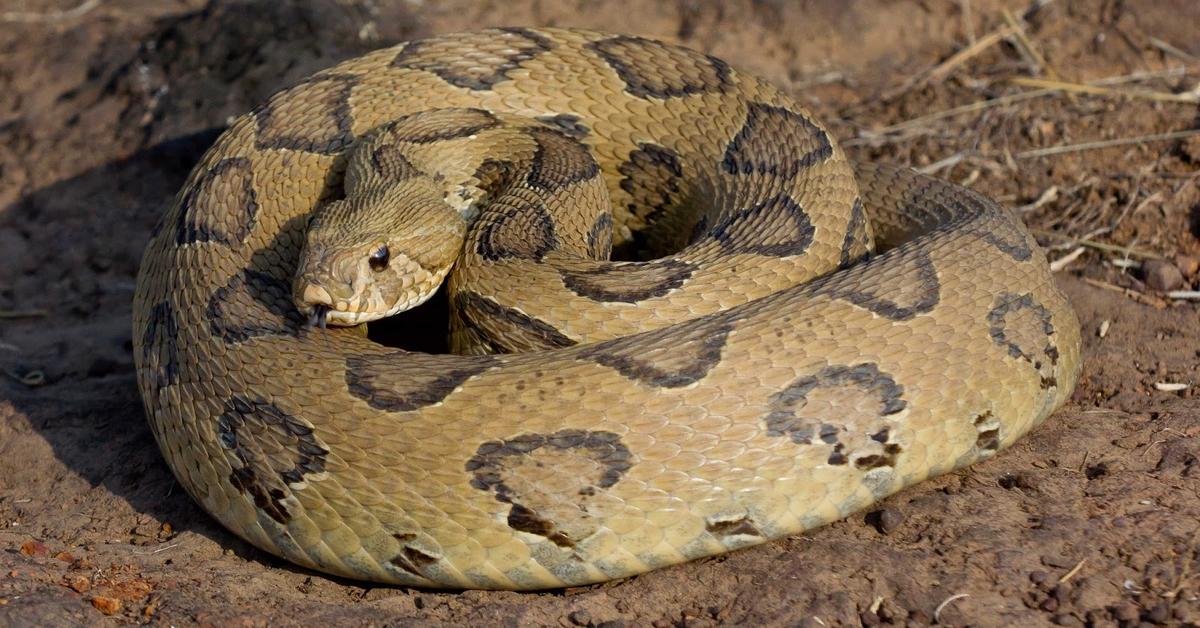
left=388, top=532, right=439, bottom=578
left=948, top=192, right=1033, bottom=262
left=535, top=113, right=590, bottom=140
left=217, top=396, right=328, bottom=525
left=977, top=216, right=1034, bottom=262
left=369, top=143, right=422, bottom=182
left=618, top=142, right=685, bottom=231
left=973, top=411, right=1001, bottom=452
left=833, top=250, right=941, bottom=321
left=839, top=198, right=869, bottom=269
left=709, top=193, right=815, bottom=257
left=207, top=269, right=304, bottom=343
left=454, top=291, right=577, bottom=352
left=587, top=35, right=733, bottom=99
left=254, top=73, right=357, bottom=155
left=384, top=108, right=500, bottom=144
left=586, top=212, right=613, bottom=260
left=706, top=516, right=762, bottom=538
left=560, top=259, right=695, bottom=303
left=764, top=363, right=907, bottom=466
left=578, top=315, right=731, bottom=388
left=474, top=197, right=559, bottom=262
left=345, top=350, right=497, bottom=412
left=391, top=27, right=554, bottom=91
left=722, top=102, right=833, bottom=179
left=472, top=158, right=520, bottom=197
left=524, top=126, right=601, bottom=193
left=466, top=429, right=634, bottom=548
left=987, top=292, right=1059, bottom=389
left=142, top=300, right=179, bottom=391
left=176, top=157, right=258, bottom=246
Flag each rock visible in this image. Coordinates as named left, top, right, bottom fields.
left=1143, top=260, right=1184, bottom=292
left=868, top=507, right=905, bottom=535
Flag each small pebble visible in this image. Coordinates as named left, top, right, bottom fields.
left=568, top=610, right=592, bottom=626
left=1040, top=596, right=1059, bottom=612
left=1144, top=260, right=1184, bottom=292
left=870, top=507, right=905, bottom=535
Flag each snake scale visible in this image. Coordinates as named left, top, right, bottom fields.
left=132, top=28, right=1082, bottom=590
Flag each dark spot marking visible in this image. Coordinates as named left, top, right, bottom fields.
left=388, top=533, right=439, bottom=577
left=218, top=396, right=328, bottom=525
left=709, top=193, right=815, bottom=256
left=722, top=102, right=833, bottom=179
left=466, top=429, right=633, bottom=546
left=345, top=350, right=496, bottom=412
left=765, top=363, right=906, bottom=445
left=587, top=35, right=733, bottom=99
left=854, top=444, right=903, bottom=470
left=454, top=291, right=576, bottom=351
left=176, top=157, right=258, bottom=246
left=987, top=292, right=1058, bottom=388
left=474, top=197, right=558, bottom=261
left=142, top=300, right=179, bottom=391
left=369, top=143, right=421, bottom=181
left=389, top=547, right=438, bottom=577
left=525, top=126, right=601, bottom=193
left=834, top=251, right=941, bottom=320
left=617, top=142, right=686, bottom=235
left=254, top=73, right=357, bottom=155
left=507, top=503, right=574, bottom=548
left=586, top=212, right=613, bottom=260
left=384, top=108, right=500, bottom=144
left=974, top=412, right=1001, bottom=452
left=472, top=158, right=520, bottom=197
left=207, top=269, right=304, bottom=343
left=578, top=315, right=731, bottom=388
left=535, top=113, right=590, bottom=139
left=706, top=516, right=762, bottom=537
left=560, top=259, right=695, bottom=303
left=975, top=209, right=1033, bottom=262
left=839, top=198, right=869, bottom=268
left=391, top=27, right=554, bottom=91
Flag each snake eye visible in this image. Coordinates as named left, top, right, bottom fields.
left=368, top=245, right=390, bottom=271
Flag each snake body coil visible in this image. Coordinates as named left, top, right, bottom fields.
left=133, top=28, right=1081, bottom=590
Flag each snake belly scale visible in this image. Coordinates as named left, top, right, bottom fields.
left=132, top=27, right=1081, bottom=590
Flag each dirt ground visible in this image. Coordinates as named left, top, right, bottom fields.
left=1, top=0, right=1198, bottom=625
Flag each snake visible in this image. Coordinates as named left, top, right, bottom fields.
left=132, top=27, right=1082, bottom=590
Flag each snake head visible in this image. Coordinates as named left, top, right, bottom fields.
left=293, top=184, right=467, bottom=327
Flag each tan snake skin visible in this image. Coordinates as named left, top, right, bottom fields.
left=132, top=28, right=1082, bottom=590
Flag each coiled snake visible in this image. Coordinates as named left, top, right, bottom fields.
left=132, top=28, right=1082, bottom=590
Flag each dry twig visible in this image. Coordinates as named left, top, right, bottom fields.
left=1017, top=129, right=1200, bottom=159
left=0, top=0, right=100, bottom=23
